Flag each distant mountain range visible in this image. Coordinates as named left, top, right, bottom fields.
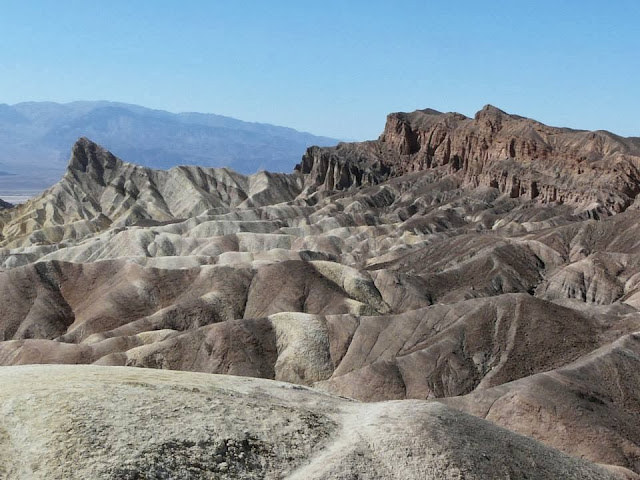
left=0, top=101, right=339, bottom=196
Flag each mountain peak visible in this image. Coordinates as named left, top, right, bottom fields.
left=475, top=104, right=509, bottom=119
left=418, top=108, right=443, bottom=116
left=68, top=137, right=121, bottom=173
left=0, top=100, right=341, bottom=194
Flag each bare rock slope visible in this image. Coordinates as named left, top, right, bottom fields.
left=1, top=106, right=640, bottom=476
left=0, top=365, right=624, bottom=480
left=442, top=333, right=640, bottom=473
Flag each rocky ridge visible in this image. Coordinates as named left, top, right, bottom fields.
left=0, top=138, right=304, bottom=248
left=300, top=105, right=640, bottom=213
left=0, top=100, right=340, bottom=194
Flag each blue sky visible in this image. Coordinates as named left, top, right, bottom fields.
left=0, top=0, right=638, bottom=139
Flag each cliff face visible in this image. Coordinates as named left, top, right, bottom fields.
left=297, top=105, right=640, bottom=213
left=295, top=144, right=390, bottom=192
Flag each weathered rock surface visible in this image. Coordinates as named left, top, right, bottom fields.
left=1, top=107, right=640, bottom=476
left=0, top=365, right=626, bottom=479
left=442, top=333, right=640, bottom=475
left=0, top=138, right=304, bottom=248
left=298, top=105, right=640, bottom=213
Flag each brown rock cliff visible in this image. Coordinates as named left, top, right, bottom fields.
left=298, top=105, right=640, bottom=213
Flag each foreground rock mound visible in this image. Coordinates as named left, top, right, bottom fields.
left=0, top=365, right=625, bottom=480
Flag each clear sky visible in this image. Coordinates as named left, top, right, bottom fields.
left=0, top=0, right=638, bottom=140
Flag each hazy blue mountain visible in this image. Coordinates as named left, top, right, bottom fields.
left=0, top=101, right=339, bottom=196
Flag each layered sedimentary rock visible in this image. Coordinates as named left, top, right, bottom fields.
left=1, top=107, right=640, bottom=477
left=0, top=138, right=304, bottom=248
left=299, top=105, right=640, bottom=213
left=443, top=333, right=640, bottom=474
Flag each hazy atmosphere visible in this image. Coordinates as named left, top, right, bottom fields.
left=1, top=0, right=638, bottom=139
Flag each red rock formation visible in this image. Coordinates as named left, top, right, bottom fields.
left=299, top=105, right=640, bottom=213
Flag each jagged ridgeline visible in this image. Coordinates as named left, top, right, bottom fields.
left=299, top=105, right=640, bottom=211
left=1, top=106, right=640, bottom=478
